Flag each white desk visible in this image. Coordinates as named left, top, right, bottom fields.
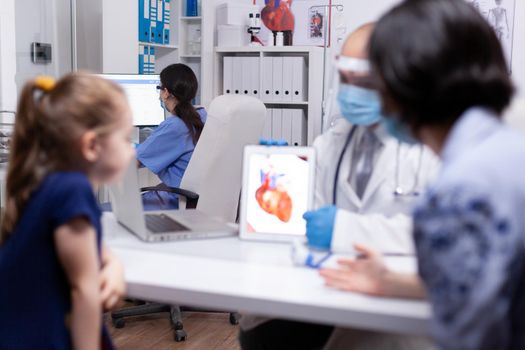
left=103, top=213, right=431, bottom=336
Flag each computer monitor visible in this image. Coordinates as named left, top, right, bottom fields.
left=98, top=74, right=165, bottom=126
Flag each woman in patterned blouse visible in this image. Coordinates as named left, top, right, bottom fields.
left=319, top=0, right=525, bottom=349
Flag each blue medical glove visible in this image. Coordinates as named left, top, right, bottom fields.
left=303, top=205, right=337, bottom=250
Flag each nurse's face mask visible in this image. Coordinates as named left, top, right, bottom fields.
left=336, top=57, right=382, bottom=126
left=157, top=85, right=170, bottom=112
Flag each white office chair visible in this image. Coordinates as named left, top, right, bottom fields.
left=504, top=96, right=525, bottom=133
left=111, top=95, right=266, bottom=341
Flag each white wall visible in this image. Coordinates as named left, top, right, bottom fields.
left=0, top=0, right=17, bottom=118
left=334, top=0, right=525, bottom=98
left=14, top=0, right=72, bottom=91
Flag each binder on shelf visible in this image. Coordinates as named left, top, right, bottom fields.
left=149, top=0, right=157, bottom=43
left=249, top=56, right=260, bottom=98
left=223, top=56, right=233, bottom=94
left=282, top=57, right=293, bottom=102
left=232, top=56, right=242, bottom=95
left=163, top=0, right=171, bottom=44
left=142, top=45, right=150, bottom=74
left=241, top=57, right=251, bottom=96
left=292, top=57, right=307, bottom=102
left=281, top=108, right=293, bottom=145
left=271, top=108, right=282, bottom=140
left=148, top=46, right=156, bottom=73
left=272, top=56, right=283, bottom=101
left=139, top=0, right=150, bottom=42
left=156, top=0, right=164, bottom=43
left=262, top=108, right=272, bottom=139
left=261, top=56, right=273, bottom=102
left=291, top=109, right=306, bottom=146
left=139, top=44, right=146, bottom=74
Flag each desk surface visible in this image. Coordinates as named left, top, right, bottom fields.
left=103, top=213, right=431, bottom=335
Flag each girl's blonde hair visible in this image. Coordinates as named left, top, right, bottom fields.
left=0, top=72, right=127, bottom=242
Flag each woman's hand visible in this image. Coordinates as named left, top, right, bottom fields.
left=100, top=246, right=126, bottom=311
left=319, top=243, right=388, bottom=296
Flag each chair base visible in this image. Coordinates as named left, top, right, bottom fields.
left=111, top=302, right=239, bottom=342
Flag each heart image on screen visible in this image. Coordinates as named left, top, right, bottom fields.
left=255, top=170, right=293, bottom=222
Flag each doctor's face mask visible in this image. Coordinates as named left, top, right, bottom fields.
left=336, top=57, right=382, bottom=126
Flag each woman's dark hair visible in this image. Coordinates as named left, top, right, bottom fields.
left=369, top=0, right=514, bottom=131
left=160, top=63, right=203, bottom=144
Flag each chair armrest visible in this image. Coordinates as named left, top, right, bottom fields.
left=140, top=184, right=199, bottom=209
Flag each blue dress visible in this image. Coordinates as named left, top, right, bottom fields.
left=0, top=172, right=113, bottom=350
left=413, top=108, right=525, bottom=349
left=136, top=108, right=207, bottom=210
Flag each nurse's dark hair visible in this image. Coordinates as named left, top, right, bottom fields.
left=0, top=73, right=126, bottom=242
left=160, top=64, right=203, bottom=144
left=369, top=0, right=514, bottom=131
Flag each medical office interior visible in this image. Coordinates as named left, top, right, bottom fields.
left=1, top=0, right=525, bottom=349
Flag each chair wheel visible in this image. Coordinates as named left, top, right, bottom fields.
left=112, top=317, right=126, bottom=328
left=174, top=329, right=187, bottom=342
left=229, top=312, right=240, bottom=325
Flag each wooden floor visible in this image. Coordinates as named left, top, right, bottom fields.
left=106, top=310, right=241, bottom=350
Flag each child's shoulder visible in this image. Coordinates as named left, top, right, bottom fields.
left=44, top=171, right=91, bottom=190
left=41, top=172, right=93, bottom=202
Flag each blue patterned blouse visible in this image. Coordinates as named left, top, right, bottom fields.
left=413, top=108, right=525, bottom=350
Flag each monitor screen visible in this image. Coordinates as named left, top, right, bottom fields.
left=98, top=74, right=165, bottom=126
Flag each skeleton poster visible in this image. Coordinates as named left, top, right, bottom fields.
left=467, top=0, right=516, bottom=70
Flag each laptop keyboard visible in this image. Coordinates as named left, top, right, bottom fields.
left=145, top=214, right=189, bottom=233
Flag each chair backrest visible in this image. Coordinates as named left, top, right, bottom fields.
left=504, top=97, right=525, bottom=133
left=179, top=95, right=266, bottom=222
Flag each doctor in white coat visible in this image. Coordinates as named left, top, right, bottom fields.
left=305, top=23, right=439, bottom=255
left=239, top=23, right=438, bottom=350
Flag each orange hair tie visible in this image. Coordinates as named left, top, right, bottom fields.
left=34, top=76, right=56, bottom=92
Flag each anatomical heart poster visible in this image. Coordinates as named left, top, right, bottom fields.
left=256, top=0, right=332, bottom=46
left=466, top=0, right=516, bottom=69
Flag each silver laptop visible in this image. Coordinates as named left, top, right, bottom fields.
left=109, top=163, right=237, bottom=242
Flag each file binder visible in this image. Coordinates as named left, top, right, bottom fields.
left=249, top=56, right=260, bottom=98
left=281, top=108, right=293, bottom=145
left=291, top=109, right=306, bottom=146
left=139, top=0, right=150, bottom=42
left=241, top=57, right=251, bottom=95
left=149, top=0, right=157, bottom=42
left=223, top=56, right=233, bottom=94
left=156, top=0, right=164, bottom=43
left=163, top=0, right=171, bottom=44
left=139, top=44, right=146, bottom=74
left=263, top=108, right=272, bottom=139
left=272, top=56, right=283, bottom=101
left=148, top=46, right=156, bottom=73
left=143, top=45, right=150, bottom=74
left=271, top=108, right=282, bottom=140
left=261, top=56, right=273, bottom=102
left=282, top=57, right=293, bottom=102
left=292, top=57, right=307, bottom=102
left=232, top=56, right=242, bottom=95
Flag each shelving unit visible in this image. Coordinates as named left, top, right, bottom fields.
left=100, top=0, right=204, bottom=104
left=213, top=46, right=324, bottom=145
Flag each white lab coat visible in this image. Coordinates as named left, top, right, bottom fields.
left=314, top=118, right=440, bottom=255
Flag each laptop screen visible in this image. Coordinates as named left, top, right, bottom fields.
left=243, top=147, right=314, bottom=237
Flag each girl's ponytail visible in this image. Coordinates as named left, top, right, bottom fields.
left=1, top=78, right=54, bottom=241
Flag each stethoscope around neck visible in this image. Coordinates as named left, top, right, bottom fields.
left=332, top=125, right=423, bottom=205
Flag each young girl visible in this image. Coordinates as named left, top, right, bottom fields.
left=0, top=73, right=133, bottom=349
left=136, top=63, right=206, bottom=210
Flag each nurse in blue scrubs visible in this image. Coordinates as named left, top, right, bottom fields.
left=136, top=63, right=206, bottom=210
